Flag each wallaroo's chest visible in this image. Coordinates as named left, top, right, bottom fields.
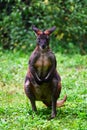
left=35, top=52, right=51, bottom=68
left=29, top=48, right=56, bottom=79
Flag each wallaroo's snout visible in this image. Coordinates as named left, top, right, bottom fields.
left=24, top=25, right=67, bottom=119
left=40, top=43, right=46, bottom=49
left=42, top=44, right=45, bottom=49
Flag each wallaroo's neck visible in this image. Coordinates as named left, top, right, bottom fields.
left=35, top=45, right=50, bottom=53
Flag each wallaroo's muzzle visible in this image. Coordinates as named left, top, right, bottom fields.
left=41, top=44, right=45, bottom=49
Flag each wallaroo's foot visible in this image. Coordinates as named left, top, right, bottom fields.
left=51, top=113, right=56, bottom=119
left=48, top=113, right=56, bottom=120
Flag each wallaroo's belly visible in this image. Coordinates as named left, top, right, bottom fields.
left=33, top=83, right=52, bottom=102
left=35, top=53, right=51, bottom=78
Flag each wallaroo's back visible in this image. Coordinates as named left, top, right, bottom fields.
left=24, top=26, right=67, bottom=119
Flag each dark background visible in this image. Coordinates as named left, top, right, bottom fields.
left=0, top=0, right=87, bottom=54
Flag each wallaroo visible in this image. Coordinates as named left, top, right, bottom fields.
left=24, top=26, right=67, bottom=119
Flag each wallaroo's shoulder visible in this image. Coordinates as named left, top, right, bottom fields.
left=49, top=50, right=55, bottom=54
left=28, top=49, right=40, bottom=64
left=48, top=49, right=56, bottom=57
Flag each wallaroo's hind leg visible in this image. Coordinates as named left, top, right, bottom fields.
left=50, top=78, right=60, bottom=119
left=51, top=79, right=66, bottom=118
left=56, top=81, right=61, bottom=99
left=24, top=77, right=37, bottom=111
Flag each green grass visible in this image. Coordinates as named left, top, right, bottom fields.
left=0, top=51, right=87, bottom=130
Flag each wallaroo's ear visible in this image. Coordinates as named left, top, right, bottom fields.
left=44, top=26, right=56, bottom=35
left=32, top=25, right=43, bottom=35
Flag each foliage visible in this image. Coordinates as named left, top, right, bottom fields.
left=0, top=51, right=87, bottom=129
left=0, top=0, right=87, bottom=54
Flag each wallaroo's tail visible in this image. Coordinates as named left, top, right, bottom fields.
left=56, top=95, right=67, bottom=107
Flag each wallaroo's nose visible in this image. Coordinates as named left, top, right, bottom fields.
left=42, top=44, right=45, bottom=49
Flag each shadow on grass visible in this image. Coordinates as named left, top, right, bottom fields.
left=26, top=106, right=74, bottom=120
left=26, top=103, right=86, bottom=121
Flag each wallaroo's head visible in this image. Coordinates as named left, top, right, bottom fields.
left=32, top=26, right=56, bottom=50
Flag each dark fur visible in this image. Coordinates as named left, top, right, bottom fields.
left=24, top=26, right=66, bottom=119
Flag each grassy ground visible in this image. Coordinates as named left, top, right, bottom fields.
left=0, top=51, right=87, bottom=130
